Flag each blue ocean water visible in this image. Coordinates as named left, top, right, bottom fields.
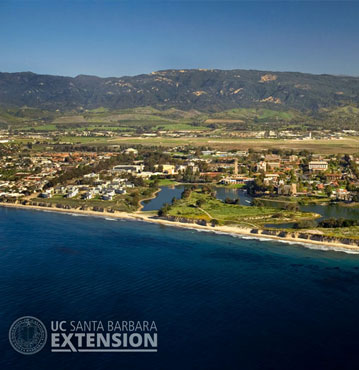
left=1, top=207, right=359, bottom=370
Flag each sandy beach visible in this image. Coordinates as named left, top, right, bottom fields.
left=1, top=202, right=359, bottom=254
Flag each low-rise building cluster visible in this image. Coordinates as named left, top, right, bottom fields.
left=1, top=143, right=359, bottom=204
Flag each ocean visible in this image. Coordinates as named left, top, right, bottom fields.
left=1, top=206, right=359, bottom=370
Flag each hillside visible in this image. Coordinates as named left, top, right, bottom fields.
left=1, top=69, right=359, bottom=111
left=1, top=69, right=359, bottom=130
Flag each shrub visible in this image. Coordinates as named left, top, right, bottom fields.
left=211, top=219, right=219, bottom=227
left=293, top=220, right=317, bottom=229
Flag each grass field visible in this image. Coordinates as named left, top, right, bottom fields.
left=11, top=134, right=359, bottom=154
left=166, top=189, right=316, bottom=227
left=104, top=136, right=359, bottom=154
left=4, top=104, right=359, bottom=154
left=2, top=104, right=359, bottom=135
left=157, top=179, right=179, bottom=186
left=319, top=226, right=359, bottom=240
left=33, top=194, right=134, bottom=212
left=210, top=107, right=302, bottom=122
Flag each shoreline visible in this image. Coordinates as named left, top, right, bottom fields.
left=138, top=188, right=161, bottom=211
left=1, top=202, right=359, bottom=254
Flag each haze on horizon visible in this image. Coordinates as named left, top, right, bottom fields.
left=0, top=0, right=358, bottom=78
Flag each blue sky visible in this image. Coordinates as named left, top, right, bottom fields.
left=0, top=1, right=358, bottom=77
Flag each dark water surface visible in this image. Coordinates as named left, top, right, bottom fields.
left=141, top=186, right=185, bottom=211
left=1, top=207, right=359, bottom=370
left=142, top=186, right=253, bottom=210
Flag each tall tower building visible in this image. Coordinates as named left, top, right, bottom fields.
left=234, top=159, right=238, bottom=176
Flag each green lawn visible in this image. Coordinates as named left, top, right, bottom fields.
left=215, top=183, right=245, bottom=189
left=154, top=123, right=209, bottom=131
left=35, top=124, right=57, bottom=131
left=210, top=107, right=301, bottom=122
left=156, top=179, right=179, bottom=186
left=166, top=189, right=316, bottom=226
left=318, top=226, right=359, bottom=239
left=33, top=194, right=133, bottom=211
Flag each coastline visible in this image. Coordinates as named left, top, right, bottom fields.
left=138, top=188, right=161, bottom=211
left=1, top=202, right=359, bottom=254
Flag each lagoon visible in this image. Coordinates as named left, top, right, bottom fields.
left=141, top=185, right=359, bottom=223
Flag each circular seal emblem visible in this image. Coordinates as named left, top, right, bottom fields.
left=9, top=316, right=47, bottom=355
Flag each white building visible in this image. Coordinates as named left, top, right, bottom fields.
left=256, top=161, right=267, bottom=173
left=112, top=165, right=143, bottom=173
left=67, top=187, right=79, bottom=198
left=309, top=161, right=328, bottom=172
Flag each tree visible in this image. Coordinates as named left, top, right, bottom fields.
left=196, top=199, right=205, bottom=207
left=158, top=203, right=171, bottom=217
left=293, top=220, right=317, bottom=229
left=252, top=198, right=264, bottom=207
left=325, top=185, right=333, bottom=197
left=285, top=203, right=299, bottom=212
left=181, top=189, right=192, bottom=199
left=150, top=179, right=159, bottom=188
left=211, top=219, right=219, bottom=227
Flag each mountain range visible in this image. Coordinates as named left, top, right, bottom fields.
left=1, top=69, right=359, bottom=112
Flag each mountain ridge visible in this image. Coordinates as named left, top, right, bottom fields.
left=1, top=68, right=359, bottom=113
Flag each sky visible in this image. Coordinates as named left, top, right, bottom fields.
left=0, top=1, right=358, bottom=77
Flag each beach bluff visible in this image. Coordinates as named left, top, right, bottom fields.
left=1, top=142, right=359, bottom=252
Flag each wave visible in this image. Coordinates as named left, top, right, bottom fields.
left=6, top=205, right=359, bottom=255
left=187, top=226, right=359, bottom=255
